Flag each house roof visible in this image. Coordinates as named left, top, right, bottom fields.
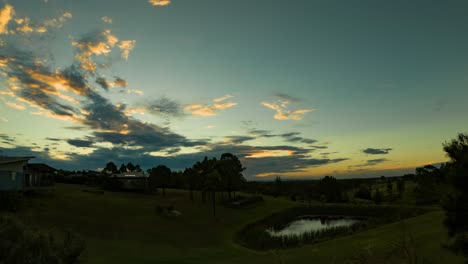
left=27, top=163, right=57, bottom=173
left=0, top=156, right=34, bottom=164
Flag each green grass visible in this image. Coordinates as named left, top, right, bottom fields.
left=6, top=184, right=465, bottom=264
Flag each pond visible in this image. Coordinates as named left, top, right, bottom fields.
left=266, top=216, right=363, bottom=238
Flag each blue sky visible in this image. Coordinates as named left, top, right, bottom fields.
left=1, top=0, right=468, bottom=179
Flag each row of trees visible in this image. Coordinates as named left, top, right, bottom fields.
left=102, top=153, right=246, bottom=216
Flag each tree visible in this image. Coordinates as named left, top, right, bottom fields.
left=442, top=133, right=468, bottom=257
left=149, top=165, right=171, bottom=196
left=397, top=178, right=405, bottom=197
left=354, top=185, right=372, bottom=200
left=274, top=176, right=283, bottom=197
left=318, top=176, right=342, bottom=202
left=103, top=162, right=118, bottom=175
left=217, top=153, right=246, bottom=198
left=192, top=157, right=218, bottom=203
left=119, top=163, right=127, bottom=173
left=126, top=162, right=136, bottom=172
left=205, top=169, right=221, bottom=217
left=374, top=189, right=383, bottom=204
left=184, top=168, right=197, bottom=201
left=386, top=180, right=393, bottom=198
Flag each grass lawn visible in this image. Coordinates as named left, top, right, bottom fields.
left=7, top=184, right=465, bottom=264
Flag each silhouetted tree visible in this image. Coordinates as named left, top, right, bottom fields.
left=318, top=176, right=342, bottom=202
left=149, top=165, right=171, bottom=196
left=274, top=176, right=283, bottom=197
left=386, top=180, right=393, bottom=198
left=397, top=178, right=405, bottom=197
left=441, top=133, right=468, bottom=258
left=103, top=162, right=118, bottom=175
left=205, top=169, right=221, bottom=217
left=354, top=185, right=372, bottom=200
left=374, top=189, right=383, bottom=204
left=126, top=162, right=136, bottom=172
left=218, top=153, right=246, bottom=198
left=119, top=163, right=127, bottom=173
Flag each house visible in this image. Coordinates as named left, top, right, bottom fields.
left=0, top=156, right=34, bottom=191
left=0, top=156, right=55, bottom=191
left=112, top=171, right=148, bottom=191
left=25, top=163, right=56, bottom=189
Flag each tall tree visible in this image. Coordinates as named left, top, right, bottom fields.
left=205, top=169, right=221, bottom=217
left=318, top=176, right=342, bottom=202
left=149, top=165, right=171, bottom=196
left=217, top=153, right=246, bottom=198
left=442, top=133, right=468, bottom=257
left=119, top=163, right=127, bottom=173
left=126, top=162, right=136, bottom=172
left=104, top=162, right=118, bottom=175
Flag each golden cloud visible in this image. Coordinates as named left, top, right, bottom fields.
left=149, top=0, right=171, bottom=6
left=185, top=95, right=238, bottom=117
left=118, top=40, right=136, bottom=60
left=245, top=149, right=295, bottom=158
left=0, top=4, right=14, bottom=34
left=261, top=100, right=313, bottom=121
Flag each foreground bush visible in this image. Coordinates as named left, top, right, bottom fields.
left=0, top=216, right=86, bottom=264
left=0, top=191, right=23, bottom=212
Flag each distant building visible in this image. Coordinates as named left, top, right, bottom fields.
left=0, top=156, right=55, bottom=191
left=112, top=171, right=148, bottom=191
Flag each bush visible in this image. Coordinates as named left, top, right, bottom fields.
left=0, top=216, right=86, bottom=264
left=0, top=191, right=23, bottom=212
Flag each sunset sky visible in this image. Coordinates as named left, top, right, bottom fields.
left=1, top=0, right=468, bottom=179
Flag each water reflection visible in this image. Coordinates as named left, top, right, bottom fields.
left=267, top=217, right=362, bottom=237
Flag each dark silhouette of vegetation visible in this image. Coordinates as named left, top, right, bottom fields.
left=0, top=191, right=23, bottom=212
left=149, top=165, right=171, bottom=196
left=318, top=176, right=343, bottom=202
left=0, top=216, right=86, bottom=264
left=354, top=185, right=372, bottom=200
left=441, top=133, right=468, bottom=259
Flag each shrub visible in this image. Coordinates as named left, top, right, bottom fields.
left=0, top=191, right=23, bottom=212
left=0, top=216, right=86, bottom=264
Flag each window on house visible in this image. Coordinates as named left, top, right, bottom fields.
left=11, top=172, right=16, bottom=181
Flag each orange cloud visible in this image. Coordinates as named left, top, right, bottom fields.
left=261, top=100, right=313, bottom=121
left=0, top=4, right=14, bottom=34
left=118, top=40, right=136, bottom=60
left=185, top=95, right=237, bottom=117
left=149, top=0, right=171, bottom=6
left=5, top=101, right=25, bottom=110
left=246, top=149, right=294, bottom=158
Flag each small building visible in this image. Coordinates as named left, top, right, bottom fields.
left=0, top=156, right=55, bottom=191
left=25, top=163, right=56, bottom=189
left=112, top=171, right=148, bottom=191
left=0, top=156, right=33, bottom=191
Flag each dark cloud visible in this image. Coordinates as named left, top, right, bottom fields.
left=362, top=148, right=393, bottom=155
left=45, top=137, right=61, bottom=141
left=275, top=93, right=302, bottom=102
left=66, top=139, right=94, bottom=148
left=225, top=136, right=256, bottom=144
left=145, top=97, right=184, bottom=117
left=349, top=158, right=389, bottom=168
left=0, top=134, right=16, bottom=144
left=95, top=77, right=110, bottom=90
left=248, top=129, right=276, bottom=138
